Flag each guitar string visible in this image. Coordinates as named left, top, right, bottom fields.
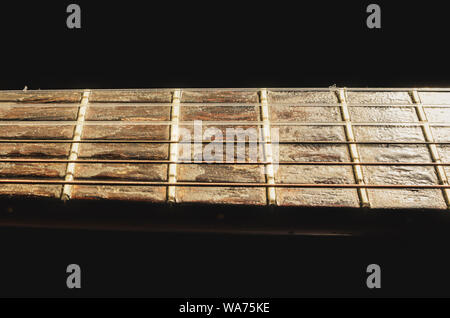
left=2, top=87, right=450, bottom=92
left=0, top=121, right=449, bottom=126
left=0, top=179, right=449, bottom=189
left=0, top=158, right=449, bottom=166
left=2, top=102, right=450, bottom=107
left=0, top=140, right=449, bottom=144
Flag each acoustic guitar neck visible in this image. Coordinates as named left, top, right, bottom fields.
left=0, top=88, right=449, bottom=234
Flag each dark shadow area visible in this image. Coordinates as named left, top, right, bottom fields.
left=1, top=1, right=450, bottom=90
left=1, top=198, right=450, bottom=237
left=1, top=199, right=450, bottom=297
left=1, top=222, right=450, bottom=297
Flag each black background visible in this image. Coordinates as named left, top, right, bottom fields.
left=1, top=1, right=450, bottom=298
left=1, top=1, right=449, bottom=89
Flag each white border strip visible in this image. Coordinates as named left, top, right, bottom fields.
left=61, top=90, right=91, bottom=201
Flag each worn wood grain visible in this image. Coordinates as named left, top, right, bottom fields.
left=0, top=125, right=74, bottom=139
left=181, top=90, right=258, bottom=103
left=0, top=143, right=70, bottom=158
left=424, top=108, right=450, bottom=123
left=0, top=91, right=82, bottom=103
left=438, top=144, right=450, bottom=184
left=0, top=163, right=66, bottom=178
left=268, top=91, right=337, bottom=104
left=89, top=90, right=172, bottom=103
left=349, top=106, right=418, bottom=123
left=270, top=106, right=342, bottom=122
left=180, top=105, right=259, bottom=121
left=278, top=126, right=347, bottom=142
left=81, top=125, right=169, bottom=140
left=75, top=163, right=167, bottom=181
left=71, top=185, right=167, bottom=202
left=419, top=92, right=450, bottom=104
left=0, top=184, right=62, bottom=198
left=178, top=164, right=265, bottom=182
left=85, top=105, right=171, bottom=121
left=176, top=187, right=266, bottom=205
left=78, top=143, right=168, bottom=160
left=0, top=105, right=79, bottom=121
left=175, top=164, right=266, bottom=205
left=347, top=91, right=412, bottom=104
left=275, top=142, right=358, bottom=207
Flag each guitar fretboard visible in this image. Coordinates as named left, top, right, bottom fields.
left=1, top=88, right=449, bottom=210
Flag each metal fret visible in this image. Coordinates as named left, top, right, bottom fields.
left=60, top=90, right=90, bottom=201
left=167, top=89, right=182, bottom=202
left=337, top=88, right=370, bottom=208
left=260, top=89, right=276, bottom=205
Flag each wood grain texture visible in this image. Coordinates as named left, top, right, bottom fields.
left=355, top=134, right=445, bottom=209
left=89, top=90, right=172, bottom=103
left=0, top=163, right=66, bottom=178
left=78, top=143, right=168, bottom=160
left=71, top=185, right=167, bottom=202
left=85, top=105, right=170, bottom=121
left=0, top=105, right=78, bottom=121
left=425, top=108, right=450, bottom=123
left=0, top=125, right=74, bottom=139
left=0, top=88, right=448, bottom=209
left=419, top=92, right=450, bottom=104
left=0, top=143, right=70, bottom=158
left=180, top=105, right=259, bottom=121
left=176, top=187, right=266, bottom=205
left=347, top=91, right=412, bottom=104
left=270, top=106, right=342, bottom=122
left=438, top=144, right=450, bottom=184
left=0, top=91, right=82, bottom=103
left=349, top=106, right=418, bottom=123
left=268, top=91, right=337, bottom=104
left=181, top=90, right=258, bottom=103
left=275, top=143, right=359, bottom=207
left=74, top=163, right=167, bottom=181
left=0, top=184, right=62, bottom=198
left=176, top=164, right=266, bottom=205
left=81, top=125, right=169, bottom=140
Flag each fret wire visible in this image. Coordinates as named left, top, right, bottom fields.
left=60, top=90, right=90, bottom=201
left=0, top=179, right=449, bottom=189
left=167, top=90, right=181, bottom=202
left=260, top=89, right=276, bottom=205
left=337, top=88, right=370, bottom=208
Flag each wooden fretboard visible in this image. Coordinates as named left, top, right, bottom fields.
left=1, top=88, right=449, bottom=210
